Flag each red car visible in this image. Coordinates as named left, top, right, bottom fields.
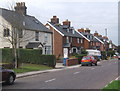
left=0, top=67, right=16, bottom=85
left=81, top=56, right=97, bottom=66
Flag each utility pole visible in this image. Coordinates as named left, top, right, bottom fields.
left=105, top=28, right=107, bottom=37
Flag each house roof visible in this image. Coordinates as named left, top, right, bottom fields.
left=81, top=32, right=99, bottom=42
left=48, top=22, right=83, bottom=38
left=26, top=42, right=43, bottom=48
left=0, top=8, right=52, bottom=33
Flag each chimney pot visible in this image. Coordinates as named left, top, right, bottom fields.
left=63, top=19, right=71, bottom=27
left=14, top=2, right=27, bottom=15
left=50, top=16, right=59, bottom=24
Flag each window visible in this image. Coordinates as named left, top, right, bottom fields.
left=18, top=30, right=23, bottom=38
left=35, top=31, right=39, bottom=41
left=45, top=46, right=51, bottom=54
left=77, top=38, right=80, bottom=43
left=72, top=30, right=75, bottom=34
left=66, top=37, right=69, bottom=43
left=67, top=29, right=69, bottom=32
left=70, top=37, right=72, bottom=42
left=44, top=33, right=48, bottom=42
left=80, top=39, right=83, bottom=43
left=3, top=28, right=10, bottom=37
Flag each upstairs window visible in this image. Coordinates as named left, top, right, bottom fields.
left=70, top=37, right=72, bottom=43
left=66, top=37, right=69, bottom=43
left=35, top=31, right=39, bottom=41
left=67, top=29, right=69, bottom=32
left=3, top=28, right=10, bottom=37
left=72, top=30, right=75, bottom=34
left=80, top=39, right=83, bottom=43
left=44, top=33, right=48, bottom=42
left=77, top=38, right=80, bottom=43
left=18, top=29, right=23, bottom=38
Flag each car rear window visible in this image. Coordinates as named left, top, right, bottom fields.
left=82, top=57, right=90, bottom=60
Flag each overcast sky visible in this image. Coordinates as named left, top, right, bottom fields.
left=0, top=0, right=119, bottom=45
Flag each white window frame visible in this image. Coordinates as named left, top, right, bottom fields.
left=77, top=38, right=80, bottom=43
left=70, top=37, right=72, bottom=43
left=66, top=37, right=69, bottom=43
left=44, top=33, right=48, bottom=42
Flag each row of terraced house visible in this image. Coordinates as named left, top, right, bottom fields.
left=0, top=2, right=116, bottom=58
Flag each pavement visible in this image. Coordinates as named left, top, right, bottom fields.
left=16, top=63, right=81, bottom=78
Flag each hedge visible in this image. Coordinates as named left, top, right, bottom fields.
left=75, top=54, right=87, bottom=64
left=1, top=48, right=56, bottom=67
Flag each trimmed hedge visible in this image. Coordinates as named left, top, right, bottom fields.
left=75, top=54, right=87, bottom=64
left=1, top=48, right=56, bottom=67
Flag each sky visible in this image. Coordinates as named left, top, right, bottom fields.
left=0, top=0, right=119, bottom=45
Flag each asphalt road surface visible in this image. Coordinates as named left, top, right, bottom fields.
left=2, top=59, right=119, bottom=89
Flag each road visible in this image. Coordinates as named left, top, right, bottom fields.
left=2, top=59, right=119, bottom=89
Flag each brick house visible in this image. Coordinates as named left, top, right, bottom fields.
left=77, top=28, right=103, bottom=51
left=46, top=16, right=84, bottom=58
left=93, top=31, right=105, bottom=51
left=0, top=2, right=52, bottom=54
left=102, top=36, right=110, bottom=51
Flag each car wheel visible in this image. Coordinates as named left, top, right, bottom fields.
left=6, top=74, right=15, bottom=85
left=90, top=63, right=92, bottom=66
left=95, top=63, right=97, bottom=66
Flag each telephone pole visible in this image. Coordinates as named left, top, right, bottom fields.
left=105, top=28, right=107, bottom=37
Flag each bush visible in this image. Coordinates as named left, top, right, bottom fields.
left=1, top=48, right=14, bottom=63
left=81, top=49, right=88, bottom=55
left=107, top=50, right=115, bottom=57
left=1, top=48, right=56, bottom=68
left=101, top=51, right=107, bottom=60
left=75, top=54, right=87, bottom=64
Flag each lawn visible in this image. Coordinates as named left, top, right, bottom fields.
left=103, top=80, right=120, bottom=91
left=13, top=63, right=53, bottom=73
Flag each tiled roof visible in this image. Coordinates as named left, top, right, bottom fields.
left=80, top=32, right=99, bottom=42
left=49, top=22, right=83, bottom=38
left=0, top=8, right=52, bottom=33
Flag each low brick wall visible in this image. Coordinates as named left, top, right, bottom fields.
left=66, top=58, right=78, bottom=66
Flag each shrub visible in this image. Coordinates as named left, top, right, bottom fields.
left=1, top=48, right=14, bottom=63
left=81, top=49, right=88, bottom=55
left=75, top=54, right=87, bottom=64
left=1, top=48, right=56, bottom=68
left=101, top=51, right=107, bottom=60
left=107, top=50, right=115, bottom=57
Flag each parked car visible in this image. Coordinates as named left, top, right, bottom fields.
left=0, top=67, right=16, bottom=85
left=118, top=54, right=120, bottom=60
left=81, top=56, right=97, bottom=66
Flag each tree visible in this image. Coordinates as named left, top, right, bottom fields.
left=0, top=1, right=35, bottom=68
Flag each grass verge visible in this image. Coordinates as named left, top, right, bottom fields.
left=13, top=63, right=53, bottom=73
left=102, top=80, right=120, bottom=91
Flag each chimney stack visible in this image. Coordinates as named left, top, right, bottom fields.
left=94, top=31, right=99, bottom=36
left=78, top=28, right=85, bottom=33
left=103, top=36, right=108, bottom=40
left=51, top=16, right=59, bottom=24
left=63, top=19, right=71, bottom=27
left=85, top=28, right=90, bottom=33
left=14, top=2, right=27, bottom=15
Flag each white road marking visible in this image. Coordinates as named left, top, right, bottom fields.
left=73, top=72, right=80, bottom=75
left=45, top=78, right=56, bottom=83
